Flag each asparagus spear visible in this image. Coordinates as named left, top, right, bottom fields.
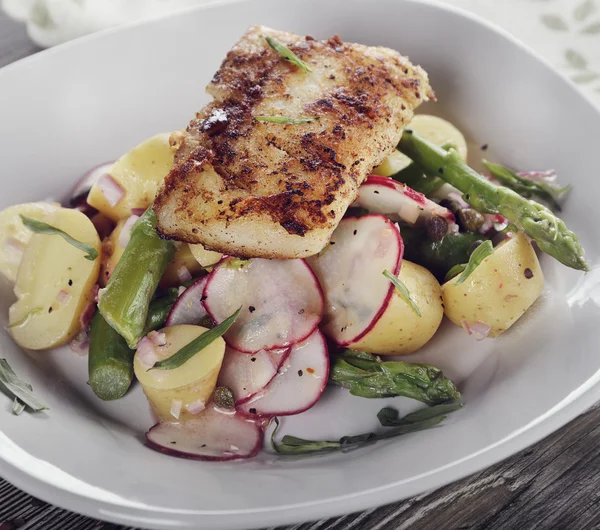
left=482, top=160, right=570, bottom=212
left=398, top=131, right=588, bottom=271
left=329, top=349, right=461, bottom=405
left=98, top=208, right=176, bottom=348
left=271, top=400, right=462, bottom=455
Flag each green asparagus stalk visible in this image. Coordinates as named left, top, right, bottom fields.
left=98, top=208, right=176, bottom=348
left=271, top=400, right=462, bottom=455
left=482, top=160, right=570, bottom=212
left=398, top=131, right=588, bottom=271
left=329, top=350, right=461, bottom=405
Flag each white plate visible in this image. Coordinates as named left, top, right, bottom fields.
left=1, top=0, right=599, bottom=528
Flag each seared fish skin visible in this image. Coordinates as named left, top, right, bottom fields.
left=154, top=25, right=433, bottom=258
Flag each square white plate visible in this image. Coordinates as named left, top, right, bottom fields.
left=0, top=0, right=599, bottom=528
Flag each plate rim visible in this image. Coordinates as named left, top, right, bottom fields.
left=1, top=0, right=599, bottom=528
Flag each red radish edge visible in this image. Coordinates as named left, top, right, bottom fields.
left=165, top=276, right=209, bottom=327
left=237, top=330, right=330, bottom=418
left=203, top=258, right=324, bottom=354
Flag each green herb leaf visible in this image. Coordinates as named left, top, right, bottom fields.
left=255, top=116, right=319, bottom=124
left=383, top=269, right=421, bottom=317
left=445, top=263, right=467, bottom=282
left=20, top=215, right=98, bottom=261
left=151, top=308, right=241, bottom=370
left=264, top=35, right=312, bottom=72
left=0, top=359, right=48, bottom=412
left=270, top=401, right=461, bottom=456
left=454, top=240, right=493, bottom=285
left=12, top=398, right=26, bottom=416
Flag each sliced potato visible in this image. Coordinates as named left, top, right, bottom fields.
left=348, top=260, right=444, bottom=355
left=373, top=114, right=468, bottom=176
left=160, top=244, right=205, bottom=288
left=98, top=219, right=128, bottom=287
left=442, top=233, right=544, bottom=337
left=87, top=133, right=174, bottom=221
left=189, top=243, right=222, bottom=268
left=9, top=208, right=101, bottom=350
left=0, top=202, right=60, bottom=282
left=134, top=325, right=225, bottom=422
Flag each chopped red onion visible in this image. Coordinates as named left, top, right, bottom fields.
left=117, top=215, right=139, bottom=248
left=137, top=337, right=158, bottom=369
left=148, top=330, right=167, bottom=347
left=130, top=207, right=146, bottom=216
left=79, top=302, right=96, bottom=329
left=93, top=284, right=100, bottom=303
left=461, top=319, right=472, bottom=336
left=69, top=329, right=90, bottom=356
left=95, top=174, right=125, bottom=207
left=177, top=265, right=192, bottom=284
left=184, top=400, right=206, bottom=415
left=170, top=399, right=183, bottom=420
left=56, top=289, right=71, bottom=304
left=470, top=321, right=492, bottom=341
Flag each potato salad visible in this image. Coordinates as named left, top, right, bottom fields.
left=0, top=27, right=587, bottom=461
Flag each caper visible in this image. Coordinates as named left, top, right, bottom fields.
left=457, top=208, right=485, bottom=232
left=425, top=215, right=448, bottom=242
left=213, top=386, right=235, bottom=409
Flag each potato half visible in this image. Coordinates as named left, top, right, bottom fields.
left=98, top=219, right=128, bottom=287
left=189, top=243, right=223, bottom=268
left=442, top=233, right=544, bottom=337
left=87, top=133, right=174, bottom=221
left=134, top=325, right=225, bottom=422
left=9, top=208, right=101, bottom=350
left=348, top=260, right=444, bottom=355
left=159, top=244, right=205, bottom=288
left=0, top=202, right=60, bottom=282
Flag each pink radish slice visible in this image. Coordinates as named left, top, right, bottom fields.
left=69, top=162, right=113, bottom=206
left=204, top=258, right=323, bottom=353
left=353, top=175, right=456, bottom=231
left=218, top=347, right=290, bottom=404
left=165, top=276, right=209, bottom=326
left=307, top=214, right=402, bottom=346
left=146, top=405, right=262, bottom=461
left=237, top=329, right=329, bottom=418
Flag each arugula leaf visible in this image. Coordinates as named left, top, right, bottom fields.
left=255, top=116, right=319, bottom=124
left=264, top=35, right=313, bottom=72
left=20, top=215, right=98, bottom=261
left=383, top=269, right=421, bottom=317
left=0, top=359, right=48, bottom=412
left=151, top=308, right=241, bottom=370
left=270, top=401, right=462, bottom=456
left=454, top=240, right=494, bottom=285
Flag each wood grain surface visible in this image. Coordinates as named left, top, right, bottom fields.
left=0, top=12, right=598, bottom=530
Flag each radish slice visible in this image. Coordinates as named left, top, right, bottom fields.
left=237, top=330, right=329, bottom=418
left=218, top=347, right=290, bottom=404
left=165, top=276, right=209, bottom=326
left=69, top=162, right=113, bottom=206
left=204, top=258, right=323, bottom=353
left=307, top=214, right=402, bottom=346
left=354, top=175, right=456, bottom=231
left=146, top=406, right=262, bottom=461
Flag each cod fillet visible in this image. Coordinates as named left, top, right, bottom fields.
left=154, top=25, right=433, bottom=258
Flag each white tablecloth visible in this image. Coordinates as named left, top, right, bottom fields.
left=3, top=0, right=600, bottom=106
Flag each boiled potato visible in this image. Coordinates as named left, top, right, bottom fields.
left=134, top=325, right=225, bottom=422
left=87, top=133, right=174, bottom=221
left=160, top=244, right=205, bottom=288
left=98, top=219, right=128, bottom=287
left=189, top=243, right=222, bottom=268
left=348, top=261, right=444, bottom=355
left=0, top=202, right=60, bottom=282
left=373, top=114, right=468, bottom=176
left=9, top=208, right=101, bottom=350
left=442, top=233, right=544, bottom=337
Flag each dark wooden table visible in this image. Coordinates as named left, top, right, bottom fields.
left=2, top=12, right=600, bottom=530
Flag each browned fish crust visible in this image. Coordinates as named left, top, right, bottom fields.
left=154, top=26, right=433, bottom=258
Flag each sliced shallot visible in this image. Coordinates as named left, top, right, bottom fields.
left=137, top=337, right=157, bottom=369
left=95, top=174, right=124, bottom=207
left=117, top=215, right=139, bottom=248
